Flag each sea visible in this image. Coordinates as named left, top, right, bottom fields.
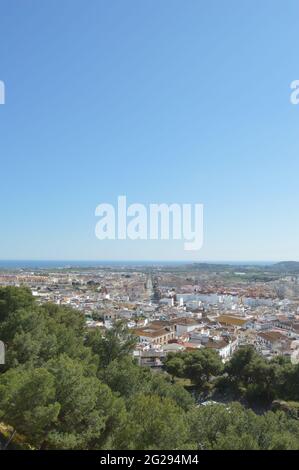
left=0, top=260, right=275, bottom=270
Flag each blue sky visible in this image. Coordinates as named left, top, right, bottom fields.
left=0, top=0, right=299, bottom=262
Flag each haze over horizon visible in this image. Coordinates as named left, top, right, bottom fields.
left=0, top=259, right=297, bottom=266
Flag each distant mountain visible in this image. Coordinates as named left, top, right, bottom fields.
left=189, top=261, right=299, bottom=275
left=270, top=261, right=299, bottom=273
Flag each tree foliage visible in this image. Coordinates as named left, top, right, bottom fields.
left=164, top=348, right=223, bottom=388
left=0, top=287, right=299, bottom=450
left=188, top=402, right=299, bottom=450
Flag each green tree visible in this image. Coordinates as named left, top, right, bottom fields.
left=102, top=356, right=149, bottom=398
left=116, top=393, right=190, bottom=450
left=164, top=349, right=223, bottom=389
left=0, top=367, right=60, bottom=447
left=86, top=321, right=137, bottom=368
left=44, top=354, right=126, bottom=449
left=222, top=346, right=294, bottom=405
left=280, top=363, right=299, bottom=401
left=225, top=345, right=258, bottom=381
left=182, top=349, right=223, bottom=388
left=1, top=302, right=97, bottom=372
left=104, top=356, right=194, bottom=411
left=0, top=286, right=34, bottom=322
left=163, top=353, right=185, bottom=380
left=142, top=372, right=194, bottom=412
left=0, top=354, right=127, bottom=449
left=188, top=402, right=299, bottom=450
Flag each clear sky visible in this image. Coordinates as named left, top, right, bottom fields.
left=0, top=0, right=299, bottom=262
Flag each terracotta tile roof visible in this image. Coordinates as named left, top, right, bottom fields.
left=217, top=315, right=250, bottom=326
left=258, top=331, right=286, bottom=343
left=205, top=339, right=228, bottom=350
left=171, top=317, right=202, bottom=326
left=133, top=327, right=172, bottom=338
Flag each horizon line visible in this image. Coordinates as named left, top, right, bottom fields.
left=0, top=259, right=294, bottom=264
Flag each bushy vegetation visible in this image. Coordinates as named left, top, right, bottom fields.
left=0, top=287, right=299, bottom=450
left=164, top=340, right=299, bottom=407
